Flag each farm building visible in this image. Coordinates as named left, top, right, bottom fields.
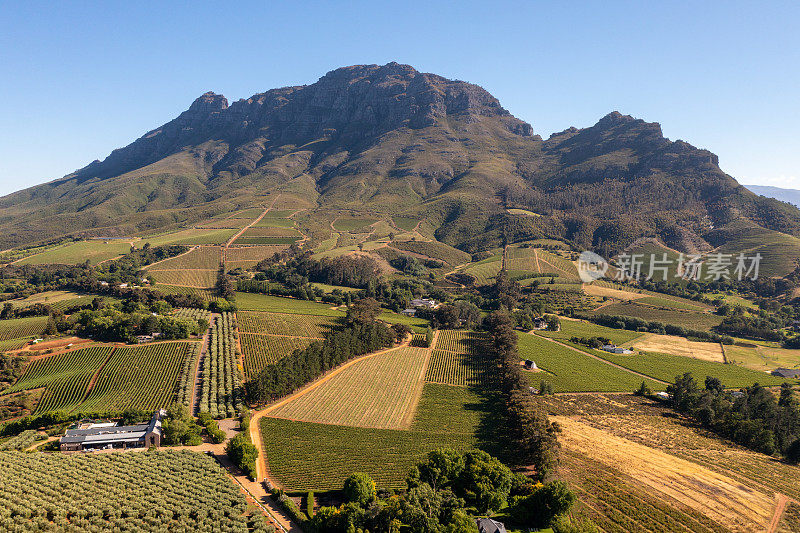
left=476, top=518, right=507, bottom=533
left=601, top=344, right=634, bottom=354
left=401, top=308, right=417, bottom=317
left=532, top=317, right=548, bottom=330
left=60, top=410, right=165, bottom=451
left=410, top=298, right=437, bottom=309
left=523, top=359, right=538, bottom=370
left=655, top=391, right=671, bottom=401
left=772, top=368, right=800, bottom=379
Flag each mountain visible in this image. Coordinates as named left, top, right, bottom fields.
left=2, top=62, right=800, bottom=267
left=744, top=184, right=800, bottom=208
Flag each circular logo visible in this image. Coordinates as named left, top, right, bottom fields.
left=577, top=251, right=608, bottom=283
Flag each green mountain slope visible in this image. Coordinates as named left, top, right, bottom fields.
left=2, top=62, right=799, bottom=272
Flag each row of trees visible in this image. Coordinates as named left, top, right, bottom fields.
left=484, top=310, right=561, bottom=481
left=668, top=373, right=800, bottom=461
left=244, top=299, right=397, bottom=405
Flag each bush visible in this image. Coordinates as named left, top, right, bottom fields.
left=343, top=472, right=376, bottom=505
left=511, top=481, right=576, bottom=529
left=226, top=433, right=258, bottom=480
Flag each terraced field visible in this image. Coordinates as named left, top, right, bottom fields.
left=225, top=245, right=288, bottom=269
left=463, top=258, right=502, bottom=286
left=139, top=228, right=238, bottom=247
left=267, top=346, right=430, bottom=429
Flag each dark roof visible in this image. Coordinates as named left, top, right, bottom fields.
left=476, top=518, right=507, bottom=533
left=773, top=368, right=800, bottom=378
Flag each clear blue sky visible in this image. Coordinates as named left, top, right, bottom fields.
left=1, top=1, right=798, bottom=196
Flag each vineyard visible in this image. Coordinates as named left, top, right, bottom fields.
left=425, top=350, right=494, bottom=387
left=240, top=334, right=314, bottom=379
left=463, top=259, right=502, bottom=286
left=267, top=346, right=430, bottom=429
left=0, top=450, right=263, bottom=532
left=0, top=346, right=114, bottom=413
left=587, top=346, right=791, bottom=388
left=433, top=330, right=490, bottom=355
left=0, top=316, right=48, bottom=342
left=225, top=245, right=287, bottom=268
left=153, top=285, right=222, bottom=303
left=261, top=383, right=484, bottom=491
left=237, top=311, right=339, bottom=337
left=234, top=292, right=346, bottom=316
left=199, top=313, right=243, bottom=418
left=79, top=342, right=196, bottom=413
left=149, top=269, right=217, bottom=288
left=517, top=334, right=664, bottom=393
left=538, top=319, right=645, bottom=345
left=594, top=301, right=723, bottom=331
left=147, top=246, right=221, bottom=270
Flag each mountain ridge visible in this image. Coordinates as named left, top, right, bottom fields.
left=2, top=62, right=799, bottom=267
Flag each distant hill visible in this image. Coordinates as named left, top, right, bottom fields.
left=744, top=184, right=800, bottom=208
left=2, top=62, right=800, bottom=270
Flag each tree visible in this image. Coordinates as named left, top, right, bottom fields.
left=343, top=472, right=376, bottom=505
left=409, top=448, right=465, bottom=491
left=454, top=450, right=513, bottom=513
left=634, top=381, right=652, bottom=396
left=511, top=481, right=576, bottom=529
left=786, top=439, right=800, bottom=464
left=347, top=298, right=381, bottom=325
left=704, top=376, right=724, bottom=394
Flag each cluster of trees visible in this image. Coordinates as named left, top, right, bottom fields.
left=570, top=336, right=611, bottom=349
left=388, top=255, right=442, bottom=278
left=668, top=373, right=800, bottom=461
left=415, top=301, right=481, bottom=330
left=307, top=449, right=580, bottom=533
left=484, top=310, right=562, bottom=481
left=96, top=243, right=188, bottom=286
left=582, top=313, right=734, bottom=344
left=254, top=250, right=381, bottom=290
left=72, top=301, right=207, bottom=342
left=0, top=353, right=25, bottom=388
left=245, top=300, right=396, bottom=405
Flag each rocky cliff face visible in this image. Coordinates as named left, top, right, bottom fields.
left=76, top=63, right=532, bottom=182
left=1, top=62, right=798, bottom=255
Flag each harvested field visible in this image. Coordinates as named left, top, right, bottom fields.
left=629, top=333, right=725, bottom=362
left=584, top=283, right=648, bottom=301
left=267, top=346, right=430, bottom=429
left=555, top=415, right=774, bottom=532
